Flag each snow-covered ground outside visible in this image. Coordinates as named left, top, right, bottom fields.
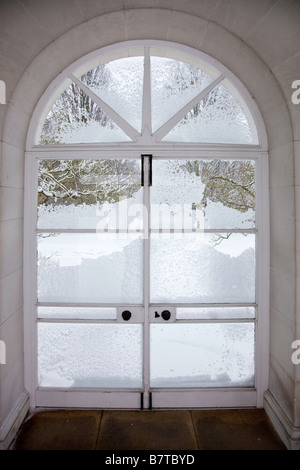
left=37, top=159, right=256, bottom=389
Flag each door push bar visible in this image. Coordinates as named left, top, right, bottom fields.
left=141, top=154, right=152, bottom=187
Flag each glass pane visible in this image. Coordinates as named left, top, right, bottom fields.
left=150, top=323, right=255, bottom=388
left=150, top=160, right=255, bottom=230
left=81, top=57, right=144, bottom=133
left=38, top=323, right=143, bottom=388
left=38, top=306, right=117, bottom=320
left=37, top=233, right=143, bottom=303
left=176, top=306, right=255, bottom=320
left=37, top=159, right=143, bottom=230
left=39, top=82, right=131, bottom=144
left=150, top=233, right=255, bottom=303
left=162, top=83, right=258, bottom=144
left=151, top=55, right=215, bottom=132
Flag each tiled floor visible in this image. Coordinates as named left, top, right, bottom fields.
left=11, top=408, right=286, bottom=450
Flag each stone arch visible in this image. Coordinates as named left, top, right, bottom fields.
left=2, top=9, right=296, bottom=447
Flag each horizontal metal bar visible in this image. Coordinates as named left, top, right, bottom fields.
left=37, top=316, right=256, bottom=323
left=37, top=302, right=256, bottom=308
left=149, top=228, right=257, bottom=234
left=150, top=303, right=257, bottom=308
left=29, top=145, right=265, bottom=156
left=36, top=228, right=257, bottom=234
left=172, top=318, right=257, bottom=324
left=37, top=302, right=144, bottom=308
left=149, top=387, right=256, bottom=392
left=36, top=387, right=143, bottom=393
left=36, top=229, right=145, bottom=234
left=37, top=318, right=119, bottom=324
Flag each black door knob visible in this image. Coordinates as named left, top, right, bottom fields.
left=122, top=310, right=131, bottom=321
left=161, top=310, right=171, bottom=321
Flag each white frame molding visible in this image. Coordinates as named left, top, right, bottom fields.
left=26, top=40, right=268, bottom=152
left=24, top=40, right=269, bottom=410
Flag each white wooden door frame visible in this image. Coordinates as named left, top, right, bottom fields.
left=23, top=40, right=269, bottom=410
left=24, top=151, right=269, bottom=409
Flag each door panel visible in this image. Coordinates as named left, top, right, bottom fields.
left=37, top=232, right=144, bottom=303
left=150, top=159, right=255, bottom=230
left=150, top=233, right=255, bottom=304
left=35, top=155, right=257, bottom=408
left=150, top=323, right=255, bottom=388
left=148, top=157, right=256, bottom=397
left=36, top=157, right=145, bottom=404
left=37, top=159, right=142, bottom=230
left=38, top=322, right=143, bottom=388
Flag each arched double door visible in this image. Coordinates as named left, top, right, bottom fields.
left=24, top=41, right=269, bottom=409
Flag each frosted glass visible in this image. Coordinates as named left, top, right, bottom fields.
left=37, top=233, right=143, bottom=303
left=82, top=57, right=144, bottom=133
left=163, top=84, right=257, bottom=144
left=176, top=307, right=255, bottom=320
left=38, top=323, right=143, bottom=388
left=150, top=160, right=255, bottom=230
left=150, top=323, right=255, bottom=387
left=150, top=233, right=255, bottom=303
left=37, top=159, right=142, bottom=230
left=38, top=306, right=117, bottom=320
left=39, top=83, right=131, bottom=144
left=151, top=56, right=215, bottom=132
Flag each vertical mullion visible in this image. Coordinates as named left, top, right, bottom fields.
left=24, top=154, right=39, bottom=407
left=254, top=154, right=270, bottom=406
left=143, top=155, right=151, bottom=408
left=141, top=44, right=152, bottom=407
left=254, top=157, right=261, bottom=403
left=142, top=46, right=152, bottom=136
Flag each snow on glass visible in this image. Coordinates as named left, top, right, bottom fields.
left=149, top=159, right=255, bottom=303
left=150, top=56, right=215, bottom=133
left=38, top=53, right=258, bottom=145
left=150, top=233, right=255, bottom=304
left=81, top=57, right=144, bottom=133
left=39, top=82, right=131, bottom=144
left=150, top=323, right=255, bottom=387
left=163, top=83, right=256, bottom=144
left=150, top=159, right=255, bottom=230
left=38, top=232, right=144, bottom=303
left=36, top=47, right=258, bottom=388
left=37, top=159, right=142, bottom=229
left=38, top=323, right=143, bottom=388
left=37, top=158, right=255, bottom=305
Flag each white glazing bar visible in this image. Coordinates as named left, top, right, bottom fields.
left=142, top=47, right=152, bottom=136
left=153, top=74, right=225, bottom=142
left=254, top=155, right=270, bottom=406
left=24, top=154, right=39, bottom=406
left=36, top=228, right=257, bottom=235
left=69, top=74, right=141, bottom=142
left=150, top=303, right=257, bottom=308
left=37, top=318, right=117, bottom=324
left=149, top=228, right=256, bottom=234
left=143, top=156, right=151, bottom=408
left=37, top=302, right=144, bottom=307
left=36, top=229, right=144, bottom=234
left=30, top=148, right=263, bottom=160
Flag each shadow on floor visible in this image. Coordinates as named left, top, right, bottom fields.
left=11, top=408, right=286, bottom=451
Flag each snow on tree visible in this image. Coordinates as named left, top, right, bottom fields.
left=40, top=65, right=115, bottom=144
left=38, top=159, right=140, bottom=208
left=182, top=159, right=255, bottom=215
